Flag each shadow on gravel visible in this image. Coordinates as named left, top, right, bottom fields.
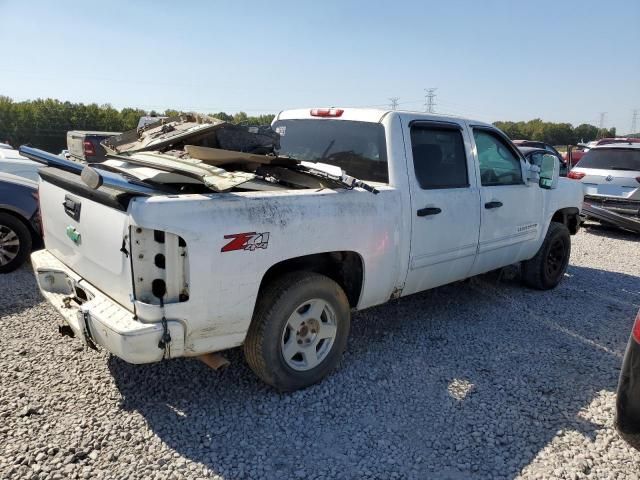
left=0, top=261, right=42, bottom=318
left=582, top=221, right=640, bottom=242
left=108, top=264, right=640, bottom=479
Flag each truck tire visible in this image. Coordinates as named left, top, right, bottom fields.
left=244, top=271, right=351, bottom=392
left=521, top=221, right=570, bottom=290
left=0, top=213, right=32, bottom=274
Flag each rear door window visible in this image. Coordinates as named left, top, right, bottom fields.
left=410, top=125, right=469, bottom=189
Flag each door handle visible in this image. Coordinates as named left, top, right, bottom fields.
left=484, top=201, right=503, bottom=209
left=417, top=207, right=442, bottom=217
left=63, top=194, right=82, bottom=221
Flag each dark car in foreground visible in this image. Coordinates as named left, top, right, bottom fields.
left=616, top=308, right=640, bottom=451
left=0, top=171, right=41, bottom=272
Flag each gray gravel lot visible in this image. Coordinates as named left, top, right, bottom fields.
left=1, top=222, right=640, bottom=479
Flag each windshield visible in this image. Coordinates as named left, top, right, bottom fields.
left=578, top=148, right=640, bottom=171
left=272, top=119, right=388, bottom=183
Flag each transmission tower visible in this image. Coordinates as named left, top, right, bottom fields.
left=388, top=97, right=400, bottom=110
left=424, top=88, right=437, bottom=113
left=598, top=112, right=607, bottom=129
left=631, top=109, right=639, bottom=135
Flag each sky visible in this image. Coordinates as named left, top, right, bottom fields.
left=1, top=0, right=639, bottom=132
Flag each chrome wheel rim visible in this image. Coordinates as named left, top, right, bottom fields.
left=0, top=225, right=20, bottom=266
left=280, top=298, right=338, bottom=371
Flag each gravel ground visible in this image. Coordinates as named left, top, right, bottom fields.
left=1, top=222, right=640, bottom=480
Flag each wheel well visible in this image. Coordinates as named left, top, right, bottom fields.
left=551, top=207, right=580, bottom=235
left=0, top=208, right=40, bottom=244
left=258, top=252, right=364, bottom=308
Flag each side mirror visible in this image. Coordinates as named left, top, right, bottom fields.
left=539, top=153, right=559, bottom=189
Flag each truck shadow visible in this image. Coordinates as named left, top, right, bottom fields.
left=582, top=220, right=640, bottom=242
left=108, top=264, right=640, bottom=479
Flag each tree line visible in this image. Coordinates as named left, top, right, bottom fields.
left=0, top=96, right=275, bottom=153
left=0, top=95, right=619, bottom=153
left=493, top=119, right=616, bottom=146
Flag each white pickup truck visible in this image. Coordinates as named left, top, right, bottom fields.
left=22, top=108, right=583, bottom=391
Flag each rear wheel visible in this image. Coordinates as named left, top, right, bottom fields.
left=0, top=213, right=32, bottom=274
left=521, top=222, right=570, bottom=290
left=244, top=271, right=351, bottom=392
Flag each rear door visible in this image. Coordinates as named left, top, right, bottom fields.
left=469, top=127, right=543, bottom=275
left=402, top=119, right=481, bottom=295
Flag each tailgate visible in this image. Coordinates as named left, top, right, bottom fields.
left=39, top=178, right=134, bottom=310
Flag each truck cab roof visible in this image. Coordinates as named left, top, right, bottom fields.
left=276, top=107, right=492, bottom=128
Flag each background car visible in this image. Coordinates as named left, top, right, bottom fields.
left=0, top=148, right=42, bottom=181
left=616, top=307, right=640, bottom=451
left=596, top=137, right=640, bottom=146
left=517, top=146, right=568, bottom=176
left=567, top=144, right=640, bottom=220
left=66, top=130, right=120, bottom=163
left=512, top=139, right=564, bottom=159
left=0, top=172, right=41, bottom=272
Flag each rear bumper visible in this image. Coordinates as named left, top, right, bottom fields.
left=584, top=195, right=640, bottom=218
left=616, top=335, right=640, bottom=450
left=31, top=249, right=185, bottom=364
left=582, top=202, right=640, bottom=234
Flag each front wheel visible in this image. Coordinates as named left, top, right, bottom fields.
left=521, top=221, right=571, bottom=290
left=244, top=271, right=351, bottom=392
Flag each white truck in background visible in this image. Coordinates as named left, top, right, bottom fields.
left=22, top=108, right=583, bottom=392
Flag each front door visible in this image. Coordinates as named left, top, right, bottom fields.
left=403, top=120, right=481, bottom=296
left=469, top=127, right=543, bottom=276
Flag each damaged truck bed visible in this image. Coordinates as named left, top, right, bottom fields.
left=22, top=114, right=374, bottom=195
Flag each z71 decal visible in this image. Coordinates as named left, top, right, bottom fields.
left=221, top=232, right=270, bottom=252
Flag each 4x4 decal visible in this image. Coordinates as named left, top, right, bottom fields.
left=221, top=232, right=270, bottom=252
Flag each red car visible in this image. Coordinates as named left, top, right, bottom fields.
left=616, top=307, right=640, bottom=451
left=597, top=137, right=640, bottom=146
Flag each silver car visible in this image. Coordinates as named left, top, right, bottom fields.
left=569, top=143, right=640, bottom=218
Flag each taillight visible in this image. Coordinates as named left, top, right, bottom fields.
left=567, top=171, right=586, bottom=180
left=633, top=310, right=640, bottom=343
left=83, top=140, right=96, bottom=156
left=310, top=108, right=344, bottom=118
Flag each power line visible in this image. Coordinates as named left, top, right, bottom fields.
left=631, top=109, right=639, bottom=135
left=388, top=97, right=400, bottom=110
left=424, top=88, right=437, bottom=113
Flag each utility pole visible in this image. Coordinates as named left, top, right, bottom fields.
left=388, top=97, right=400, bottom=110
left=424, top=88, right=437, bottom=113
left=631, top=109, right=639, bottom=135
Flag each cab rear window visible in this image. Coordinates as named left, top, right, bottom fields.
left=578, top=149, right=640, bottom=171
left=272, top=119, right=388, bottom=183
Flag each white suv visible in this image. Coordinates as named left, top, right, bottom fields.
left=569, top=143, right=640, bottom=218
